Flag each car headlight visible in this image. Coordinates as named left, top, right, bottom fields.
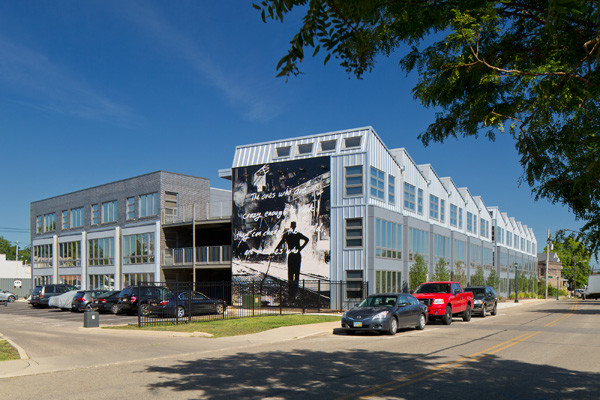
left=373, top=311, right=390, bottom=320
left=433, top=299, right=444, bottom=305
left=474, top=299, right=482, bottom=305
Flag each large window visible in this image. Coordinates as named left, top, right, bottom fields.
left=480, top=219, right=489, bottom=239
left=408, top=227, right=429, bottom=262
left=433, top=234, right=450, bottom=262
left=375, top=218, right=402, bottom=259
left=470, top=243, right=481, bottom=269
left=88, top=274, right=115, bottom=290
left=345, top=218, right=363, bottom=248
left=126, top=197, right=135, bottom=220
left=43, top=213, right=55, bottom=232
left=388, top=175, right=395, bottom=204
left=33, top=244, right=53, bottom=268
left=71, top=207, right=84, bottom=228
left=88, top=237, right=114, bottom=266
left=59, top=275, right=81, bottom=287
left=370, top=167, right=385, bottom=200
left=484, top=247, right=493, bottom=269
left=61, top=210, right=68, bottom=230
left=375, top=271, right=402, bottom=294
left=122, top=233, right=155, bottom=264
left=454, top=239, right=467, bottom=265
left=417, top=189, right=424, bottom=214
left=450, top=204, right=457, bottom=227
left=345, top=166, right=363, bottom=196
left=139, top=193, right=158, bottom=217
left=429, top=195, right=439, bottom=220
left=58, top=241, right=81, bottom=268
left=91, top=204, right=99, bottom=225
left=102, top=200, right=117, bottom=223
left=403, top=183, right=415, bottom=211
left=122, top=273, right=155, bottom=286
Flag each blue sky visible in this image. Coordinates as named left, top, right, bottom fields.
left=0, top=1, right=584, bottom=255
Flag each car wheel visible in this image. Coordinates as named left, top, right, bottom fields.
left=111, top=304, right=120, bottom=314
left=480, top=303, right=486, bottom=318
left=8, top=296, right=16, bottom=302
left=462, top=304, right=472, bottom=322
left=177, top=306, right=185, bottom=318
left=388, top=317, right=398, bottom=335
left=491, top=302, right=497, bottom=316
left=346, top=329, right=355, bottom=335
left=139, top=303, right=150, bottom=317
left=416, top=313, right=426, bottom=330
left=442, top=306, right=452, bottom=325
left=215, top=304, right=224, bottom=315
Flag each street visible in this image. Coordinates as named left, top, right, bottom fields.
left=1, top=299, right=599, bottom=399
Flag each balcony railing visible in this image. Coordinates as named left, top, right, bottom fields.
left=162, top=245, right=232, bottom=267
left=161, top=201, right=232, bottom=225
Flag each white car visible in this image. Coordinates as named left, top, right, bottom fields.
left=0, top=290, right=17, bottom=302
left=48, top=290, right=79, bottom=310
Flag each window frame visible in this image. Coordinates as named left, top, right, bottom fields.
left=344, top=165, right=363, bottom=197
left=369, top=167, right=385, bottom=200
left=345, top=218, right=363, bottom=248
left=403, top=182, right=416, bottom=211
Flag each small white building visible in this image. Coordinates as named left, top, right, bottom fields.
left=0, top=254, right=31, bottom=298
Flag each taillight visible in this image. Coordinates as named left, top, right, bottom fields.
left=130, top=296, right=137, bottom=303
left=159, top=300, right=168, bottom=306
left=75, top=297, right=84, bottom=301
left=99, top=299, right=107, bottom=303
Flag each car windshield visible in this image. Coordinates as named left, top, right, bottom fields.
left=466, top=288, right=486, bottom=297
left=358, top=296, right=398, bottom=308
left=414, top=283, right=451, bottom=294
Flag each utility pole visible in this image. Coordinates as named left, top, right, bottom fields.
left=15, top=241, right=19, bottom=261
left=545, top=229, right=550, bottom=299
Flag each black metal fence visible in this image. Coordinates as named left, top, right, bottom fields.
left=136, top=278, right=369, bottom=327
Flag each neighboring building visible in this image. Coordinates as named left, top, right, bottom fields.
left=30, top=171, right=231, bottom=290
left=537, top=252, right=566, bottom=290
left=224, top=126, right=538, bottom=300
left=0, top=254, right=31, bottom=298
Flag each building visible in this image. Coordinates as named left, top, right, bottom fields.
left=225, top=126, right=538, bottom=299
left=537, top=252, right=565, bottom=291
left=30, top=171, right=231, bottom=290
left=0, top=254, right=31, bottom=298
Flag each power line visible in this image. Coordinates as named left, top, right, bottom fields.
left=0, top=226, right=30, bottom=233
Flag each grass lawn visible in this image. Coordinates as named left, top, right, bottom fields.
left=105, top=314, right=340, bottom=338
left=0, top=340, right=19, bottom=362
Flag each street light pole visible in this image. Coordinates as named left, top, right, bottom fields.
left=557, top=275, right=560, bottom=300
left=514, top=263, right=519, bottom=303
left=545, top=229, right=550, bottom=300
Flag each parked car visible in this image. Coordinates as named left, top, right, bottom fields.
left=30, top=284, right=79, bottom=308
left=91, top=290, right=121, bottom=313
left=412, top=281, right=474, bottom=325
left=116, top=286, right=172, bottom=316
left=0, top=289, right=17, bottom=302
left=464, top=286, right=498, bottom=317
left=575, top=288, right=585, bottom=298
left=71, top=290, right=111, bottom=312
left=48, top=290, right=80, bottom=310
left=149, top=291, right=227, bottom=318
left=341, top=293, right=428, bottom=335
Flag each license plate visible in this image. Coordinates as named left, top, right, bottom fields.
left=353, top=322, right=363, bottom=327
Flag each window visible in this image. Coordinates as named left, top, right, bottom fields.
left=480, top=219, right=488, bottom=238
left=61, top=210, right=69, bottom=230
left=403, top=183, right=415, bottom=211
left=470, top=243, right=481, bottom=269
left=343, top=136, right=361, bottom=149
left=91, top=204, right=99, bottom=225
left=88, top=237, right=115, bottom=266
left=345, top=270, right=364, bottom=299
left=370, top=167, right=385, bottom=200
left=275, top=146, right=291, bottom=158
left=375, top=270, right=401, bottom=294
left=429, top=195, right=439, bottom=220
left=433, top=234, right=450, bottom=261
left=297, top=143, right=313, bottom=154
left=319, top=139, right=337, bottom=152
left=388, top=175, right=395, bottom=204
left=345, top=166, right=363, bottom=196
left=375, top=218, right=402, bottom=259
left=122, top=233, right=155, bottom=264
left=345, top=218, right=363, bottom=247
left=454, top=239, right=467, bottom=264
left=58, top=275, right=81, bottom=287
left=126, top=197, right=135, bottom=220
left=33, top=244, right=53, bottom=268
left=102, top=201, right=117, bottom=223
left=70, top=207, right=84, bottom=228
left=440, top=199, right=445, bottom=223
left=467, top=212, right=473, bottom=233
left=122, top=273, right=155, bottom=286
left=43, top=213, right=55, bottom=232
left=36, top=216, right=42, bottom=233
left=450, top=204, right=457, bottom=227
left=458, top=208, right=463, bottom=229
left=139, top=193, right=158, bottom=217
left=88, top=274, right=115, bottom=290
left=417, top=189, right=423, bottom=214
left=408, top=227, right=429, bottom=262
left=58, top=241, right=81, bottom=267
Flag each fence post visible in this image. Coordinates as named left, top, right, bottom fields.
left=318, top=280, right=321, bottom=313
left=279, top=281, right=283, bottom=315
left=188, top=282, right=192, bottom=323
left=252, top=281, right=255, bottom=317
left=302, top=279, right=306, bottom=314
left=137, top=281, right=141, bottom=328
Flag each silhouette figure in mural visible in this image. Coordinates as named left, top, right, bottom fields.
left=275, top=221, right=309, bottom=298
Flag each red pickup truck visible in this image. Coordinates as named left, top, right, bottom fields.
left=411, top=281, right=473, bottom=325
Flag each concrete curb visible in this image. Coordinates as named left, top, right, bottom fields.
left=0, top=333, right=29, bottom=360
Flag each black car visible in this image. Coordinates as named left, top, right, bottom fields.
left=30, top=284, right=79, bottom=308
left=116, top=286, right=172, bottom=316
left=149, top=291, right=227, bottom=318
left=464, top=285, right=497, bottom=317
left=91, top=290, right=121, bottom=313
left=341, top=293, right=428, bottom=335
left=71, top=290, right=110, bottom=312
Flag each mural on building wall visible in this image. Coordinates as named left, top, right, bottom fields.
left=232, top=157, right=331, bottom=294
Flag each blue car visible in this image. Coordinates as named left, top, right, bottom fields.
left=149, top=291, right=227, bottom=318
left=341, top=293, right=428, bottom=335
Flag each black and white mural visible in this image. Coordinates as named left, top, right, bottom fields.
left=232, top=156, right=331, bottom=292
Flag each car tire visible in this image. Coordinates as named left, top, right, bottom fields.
left=416, top=314, right=426, bottom=330
left=442, top=306, right=452, bottom=325
left=491, top=302, right=497, bottom=316
left=139, top=303, right=150, bottom=317
left=111, top=304, right=120, bottom=314
left=388, top=317, right=398, bottom=335
left=481, top=303, right=486, bottom=318
left=8, top=296, right=16, bottom=302
left=462, top=304, right=472, bottom=322
left=216, top=304, right=224, bottom=315
left=177, top=306, right=185, bottom=318
left=346, top=329, right=355, bottom=335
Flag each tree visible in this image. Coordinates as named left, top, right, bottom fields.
left=552, top=233, right=591, bottom=291
left=0, top=236, right=30, bottom=263
left=470, top=265, right=486, bottom=286
left=256, top=1, right=600, bottom=254
left=454, top=261, right=467, bottom=288
left=432, top=258, right=451, bottom=281
left=487, top=268, right=499, bottom=292
left=409, top=254, right=428, bottom=291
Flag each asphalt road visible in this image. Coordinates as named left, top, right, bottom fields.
left=1, top=299, right=599, bottom=399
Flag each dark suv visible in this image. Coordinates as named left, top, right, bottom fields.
left=30, top=284, right=79, bottom=308
left=116, top=286, right=172, bottom=316
left=71, top=290, right=110, bottom=312
left=464, top=285, right=498, bottom=317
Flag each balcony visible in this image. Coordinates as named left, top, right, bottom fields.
left=162, top=245, right=232, bottom=267
left=161, top=201, right=232, bottom=225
